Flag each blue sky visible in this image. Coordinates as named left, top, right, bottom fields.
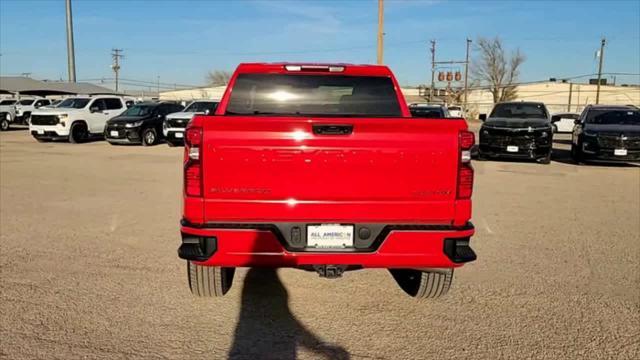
left=1, top=0, right=639, bottom=90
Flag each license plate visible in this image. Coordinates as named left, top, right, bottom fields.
left=110, top=130, right=119, bottom=137
left=174, top=132, right=184, bottom=138
left=37, top=129, right=44, bottom=135
left=507, top=146, right=519, bottom=152
left=307, top=224, right=354, bottom=249
left=614, top=149, right=627, bottom=156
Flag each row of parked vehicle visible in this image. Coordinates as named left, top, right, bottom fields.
left=0, top=95, right=219, bottom=146
left=409, top=101, right=640, bottom=165
left=477, top=102, right=639, bottom=164
left=2, top=95, right=638, bottom=164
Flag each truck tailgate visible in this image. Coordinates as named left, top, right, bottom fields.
left=201, top=117, right=466, bottom=223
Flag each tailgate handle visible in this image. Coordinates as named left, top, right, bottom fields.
left=312, top=124, right=353, bottom=135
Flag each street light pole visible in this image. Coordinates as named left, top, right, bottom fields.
left=595, top=38, right=606, bottom=105
left=429, top=40, right=436, bottom=102
left=377, top=0, right=384, bottom=64
left=463, top=38, right=471, bottom=111
left=65, top=0, right=76, bottom=82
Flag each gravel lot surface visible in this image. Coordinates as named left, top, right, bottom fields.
left=1, top=125, right=639, bottom=360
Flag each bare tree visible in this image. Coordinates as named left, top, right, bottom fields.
left=472, top=37, right=525, bottom=103
left=206, top=70, right=232, bottom=86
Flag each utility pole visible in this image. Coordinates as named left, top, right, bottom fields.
left=429, top=40, right=436, bottom=101
left=111, top=49, right=123, bottom=92
left=595, top=37, right=606, bottom=104
left=65, top=0, right=76, bottom=82
left=377, top=0, right=384, bottom=64
left=463, top=38, right=472, bottom=111
left=567, top=83, right=573, bottom=112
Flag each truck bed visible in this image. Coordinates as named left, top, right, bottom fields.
left=197, top=116, right=469, bottom=224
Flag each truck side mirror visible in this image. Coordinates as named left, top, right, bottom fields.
left=479, top=114, right=487, bottom=122
left=574, top=119, right=581, bottom=125
left=551, top=115, right=560, bottom=123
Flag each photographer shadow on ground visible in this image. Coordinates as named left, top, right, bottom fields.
left=228, top=268, right=349, bottom=360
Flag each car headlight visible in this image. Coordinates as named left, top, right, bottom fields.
left=539, top=131, right=548, bottom=138
left=125, top=120, right=144, bottom=128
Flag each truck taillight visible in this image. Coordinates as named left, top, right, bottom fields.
left=184, top=127, right=203, bottom=197
left=457, top=131, right=474, bottom=199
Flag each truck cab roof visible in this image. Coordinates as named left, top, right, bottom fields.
left=234, top=63, right=395, bottom=77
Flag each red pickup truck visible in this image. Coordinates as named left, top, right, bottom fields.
left=178, top=63, right=476, bottom=299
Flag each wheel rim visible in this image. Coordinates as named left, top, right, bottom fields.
left=145, top=131, right=155, bottom=144
left=1, top=120, right=8, bottom=130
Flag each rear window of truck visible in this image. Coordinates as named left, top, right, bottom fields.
left=226, top=74, right=402, bottom=117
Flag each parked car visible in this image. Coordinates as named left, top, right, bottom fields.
left=178, top=63, right=476, bottom=299
left=408, top=103, right=450, bottom=118
left=0, top=99, right=18, bottom=131
left=15, top=98, right=51, bottom=124
left=551, top=112, right=580, bottom=133
left=478, top=102, right=553, bottom=164
left=29, top=96, right=127, bottom=143
left=105, top=102, right=184, bottom=146
left=163, top=100, right=218, bottom=146
left=448, top=105, right=464, bottom=118
left=571, top=105, right=640, bottom=163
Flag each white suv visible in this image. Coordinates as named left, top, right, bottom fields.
left=29, top=96, right=127, bottom=143
left=15, top=98, right=52, bottom=124
left=163, top=100, right=218, bottom=146
left=0, top=99, right=18, bottom=131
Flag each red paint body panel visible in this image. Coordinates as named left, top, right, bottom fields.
left=182, top=63, right=475, bottom=269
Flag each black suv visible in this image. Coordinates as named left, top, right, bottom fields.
left=104, top=102, right=184, bottom=146
left=408, top=104, right=449, bottom=118
left=478, top=102, right=553, bottom=164
left=571, top=105, right=640, bottom=163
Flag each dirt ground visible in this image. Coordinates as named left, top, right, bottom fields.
left=1, top=125, right=639, bottom=360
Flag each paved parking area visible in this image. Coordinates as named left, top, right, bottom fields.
left=1, top=126, right=639, bottom=359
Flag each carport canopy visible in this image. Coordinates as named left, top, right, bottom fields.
left=0, top=76, right=121, bottom=96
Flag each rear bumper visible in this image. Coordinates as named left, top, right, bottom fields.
left=179, top=220, right=476, bottom=268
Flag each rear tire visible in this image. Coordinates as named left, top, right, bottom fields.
left=69, top=122, right=88, bottom=144
left=0, top=119, right=9, bottom=131
left=187, top=262, right=235, bottom=297
left=389, top=268, right=453, bottom=299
